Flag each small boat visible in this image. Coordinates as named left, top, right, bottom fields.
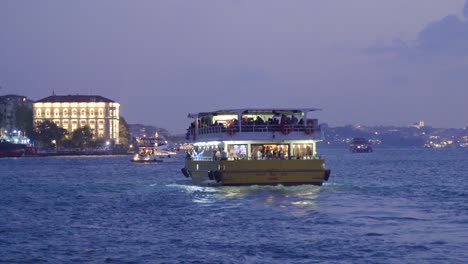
left=130, top=134, right=176, bottom=163
left=349, top=137, right=373, bottom=153
left=130, top=154, right=163, bottom=163
left=181, top=108, right=331, bottom=186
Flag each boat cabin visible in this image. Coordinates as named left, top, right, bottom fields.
left=185, top=109, right=323, bottom=161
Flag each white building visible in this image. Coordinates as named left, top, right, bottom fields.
left=33, top=95, right=120, bottom=143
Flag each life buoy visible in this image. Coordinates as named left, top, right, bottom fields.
left=280, top=124, right=291, bottom=135
left=208, top=171, right=214, bottom=180
left=181, top=168, right=190, bottom=178
left=228, top=126, right=237, bottom=136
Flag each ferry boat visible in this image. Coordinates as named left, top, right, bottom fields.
left=131, top=134, right=177, bottom=163
left=181, top=108, right=331, bottom=186
left=349, top=137, right=373, bottom=153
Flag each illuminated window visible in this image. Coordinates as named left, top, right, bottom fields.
left=71, top=120, right=78, bottom=131
left=72, top=109, right=77, bottom=117
left=90, top=109, right=95, bottom=117
left=292, top=144, right=313, bottom=159
left=227, top=144, right=248, bottom=160
left=54, top=109, right=60, bottom=117
left=63, top=109, right=68, bottom=117
left=36, top=109, right=42, bottom=117
left=45, top=109, right=51, bottom=117
left=80, top=109, right=86, bottom=117
left=98, top=109, right=104, bottom=117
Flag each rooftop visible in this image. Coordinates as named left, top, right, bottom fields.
left=35, top=95, right=115, bottom=103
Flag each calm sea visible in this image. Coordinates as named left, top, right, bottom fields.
left=1, top=148, right=467, bottom=263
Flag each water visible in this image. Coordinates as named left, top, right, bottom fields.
left=1, top=149, right=467, bottom=263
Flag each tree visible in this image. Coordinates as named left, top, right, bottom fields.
left=88, top=137, right=107, bottom=149
left=119, top=117, right=130, bottom=147
left=32, top=120, right=68, bottom=149
left=15, top=105, right=33, bottom=136
left=71, top=126, right=94, bottom=149
left=0, top=111, right=4, bottom=127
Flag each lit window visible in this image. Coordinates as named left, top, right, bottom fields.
left=36, top=109, right=42, bottom=117
left=63, top=109, right=68, bottom=117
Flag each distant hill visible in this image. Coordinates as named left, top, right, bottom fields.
left=128, top=123, right=468, bottom=148
left=128, top=124, right=185, bottom=143
left=320, top=124, right=467, bottom=148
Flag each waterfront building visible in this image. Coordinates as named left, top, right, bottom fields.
left=0, top=94, right=33, bottom=133
left=412, top=121, right=425, bottom=129
left=33, top=95, right=120, bottom=143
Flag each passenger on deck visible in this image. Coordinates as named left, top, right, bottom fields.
left=256, top=116, right=264, bottom=124
left=221, top=148, right=228, bottom=160
left=214, top=148, right=221, bottom=160
left=279, top=147, right=285, bottom=159
left=256, top=147, right=263, bottom=160
left=185, top=151, right=192, bottom=160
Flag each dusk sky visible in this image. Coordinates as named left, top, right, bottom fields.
left=1, top=0, right=467, bottom=133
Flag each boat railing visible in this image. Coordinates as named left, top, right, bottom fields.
left=187, top=155, right=323, bottom=161
left=188, top=124, right=321, bottom=137
left=197, top=125, right=226, bottom=135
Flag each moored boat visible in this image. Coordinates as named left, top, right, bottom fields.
left=349, top=137, right=373, bottom=153
left=0, top=131, right=37, bottom=158
left=181, top=108, right=331, bottom=186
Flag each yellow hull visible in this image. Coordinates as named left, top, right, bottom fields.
left=183, top=159, right=330, bottom=186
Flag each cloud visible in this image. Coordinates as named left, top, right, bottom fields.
left=418, top=15, right=468, bottom=55
left=464, top=0, right=468, bottom=18
left=366, top=2, right=468, bottom=59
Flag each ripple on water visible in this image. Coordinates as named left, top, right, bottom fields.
left=1, top=149, right=467, bottom=262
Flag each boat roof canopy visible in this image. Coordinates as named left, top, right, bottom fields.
left=188, top=108, right=321, bottom=118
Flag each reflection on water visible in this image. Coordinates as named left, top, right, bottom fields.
left=2, top=149, right=467, bottom=262
left=168, top=183, right=322, bottom=213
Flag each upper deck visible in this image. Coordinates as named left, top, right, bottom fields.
left=185, top=108, right=323, bottom=142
